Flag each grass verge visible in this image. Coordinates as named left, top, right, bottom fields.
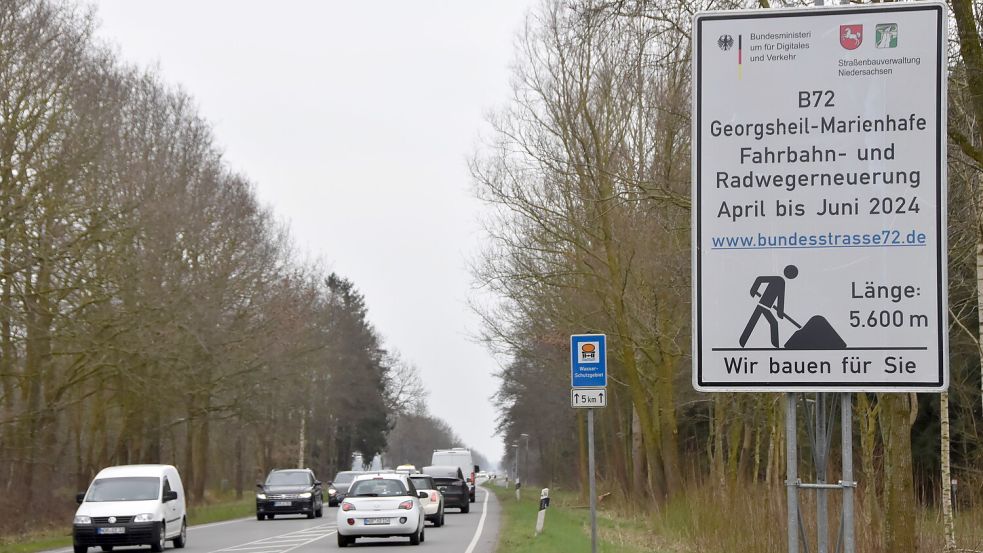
left=1, top=496, right=254, bottom=553
left=489, top=484, right=658, bottom=553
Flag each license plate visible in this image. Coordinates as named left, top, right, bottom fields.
left=97, top=527, right=125, bottom=535
left=274, top=501, right=291, bottom=507
left=364, top=518, right=390, bottom=525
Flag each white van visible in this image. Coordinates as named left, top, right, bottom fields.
left=73, top=464, right=187, bottom=553
left=431, top=448, right=478, bottom=503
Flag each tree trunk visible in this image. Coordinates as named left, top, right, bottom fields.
left=655, top=352, right=681, bottom=494
left=235, top=431, right=244, bottom=500
left=940, top=392, right=956, bottom=553
left=297, top=412, right=307, bottom=469
left=192, top=410, right=210, bottom=503
left=631, top=405, right=645, bottom=496
left=877, top=393, right=916, bottom=552
left=856, top=393, right=880, bottom=536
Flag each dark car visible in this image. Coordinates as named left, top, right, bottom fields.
left=422, top=465, right=469, bottom=513
left=328, top=471, right=363, bottom=507
left=255, top=469, right=323, bottom=520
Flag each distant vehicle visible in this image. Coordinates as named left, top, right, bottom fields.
left=337, top=473, right=427, bottom=547
left=329, top=471, right=363, bottom=507
left=73, top=464, right=187, bottom=553
left=431, top=448, right=479, bottom=502
left=396, top=464, right=418, bottom=473
left=408, top=474, right=444, bottom=527
left=255, top=468, right=323, bottom=520
left=422, top=465, right=470, bottom=513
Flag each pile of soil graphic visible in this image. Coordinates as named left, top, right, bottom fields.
left=784, top=316, right=846, bottom=350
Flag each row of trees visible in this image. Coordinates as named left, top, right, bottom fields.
left=0, top=0, right=405, bottom=534
left=383, top=409, right=489, bottom=471
left=476, top=1, right=983, bottom=551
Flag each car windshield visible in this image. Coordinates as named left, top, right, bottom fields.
left=410, top=477, right=435, bottom=490
left=266, top=472, right=311, bottom=486
left=86, top=477, right=160, bottom=502
left=333, top=472, right=357, bottom=484
left=349, top=479, right=407, bottom=497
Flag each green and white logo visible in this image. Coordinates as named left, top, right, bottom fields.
left=875, top=23, right=898, bottom=49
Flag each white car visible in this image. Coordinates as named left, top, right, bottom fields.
left=408, top=474, right=444, bottom=527
left=337, top=473, right=427, bottom=547
left=73, top=464, right=187, bottom=553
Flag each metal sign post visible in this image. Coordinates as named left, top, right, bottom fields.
left=571, top=334, right=605, bottom=553
left=587, top=409, right=597, bottom=553
left=692, top=4, right=947, bottom=553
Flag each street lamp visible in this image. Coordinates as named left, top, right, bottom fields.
left=510, top=442, right=520, bottom=500
left=510, top=443, right=519, bottom=480
left=520, top=433, right=530, bottom=486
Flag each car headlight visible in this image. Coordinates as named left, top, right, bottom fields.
left=134, top=513, right=154, bottom=523
left=74, top=515, right=92, bottom=525
left=298, top=492, right=312, bottom=498
left=256, top=493, right=267, bottom=500
left=328, top=488, right=337, bottom=495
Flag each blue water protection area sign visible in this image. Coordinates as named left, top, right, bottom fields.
left=570, top=334, right=607, bottom=388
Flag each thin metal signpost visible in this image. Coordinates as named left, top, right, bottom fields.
left=571, top=334, right=606, bottom=553
left=587, top=409, right=597, bottom=553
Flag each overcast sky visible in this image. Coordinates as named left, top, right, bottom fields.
left=91, top=0, right=534, bottom=466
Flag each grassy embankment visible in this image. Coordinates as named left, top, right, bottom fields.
left=489, top=483, right=657, bottom=553
left=2, top=494, right=254, bottom=553
left=491, top=480, right=983, bottom=553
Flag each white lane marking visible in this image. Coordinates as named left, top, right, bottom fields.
left=276, top=530, right=336, bottom=553
left=464, top=489, right=491, bottom=553
left=210, top=522, right=336, bottom=553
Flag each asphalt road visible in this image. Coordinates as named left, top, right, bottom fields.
left=49, top=486, right=500, bottom=553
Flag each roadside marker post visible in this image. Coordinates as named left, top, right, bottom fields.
left=692, top=4, right=947, bottom=553
left=535, top=488, right=549, bottom=535
left=571, top=334, right=605, bottom=553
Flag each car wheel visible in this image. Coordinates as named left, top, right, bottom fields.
left=461, top=502, right=470, bottom=514
left=256, top=513, right=264, bottom=521
left=337, top=534, right=351, bottom=548
left=409, top=526, right=421, bottom=546
left=315, top=501, right=323, bottom=518
left=438, top=506, right=445, bottom=527
left=150, top=521, right=166, bottom=552
left=421, top=526, right=425, bottom=543
left=173, top=519, right=187, bottom=548
left=74, top=546, right=87, bottom=553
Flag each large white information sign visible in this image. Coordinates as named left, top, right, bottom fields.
left=692, top=3, right=947, bottom=392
